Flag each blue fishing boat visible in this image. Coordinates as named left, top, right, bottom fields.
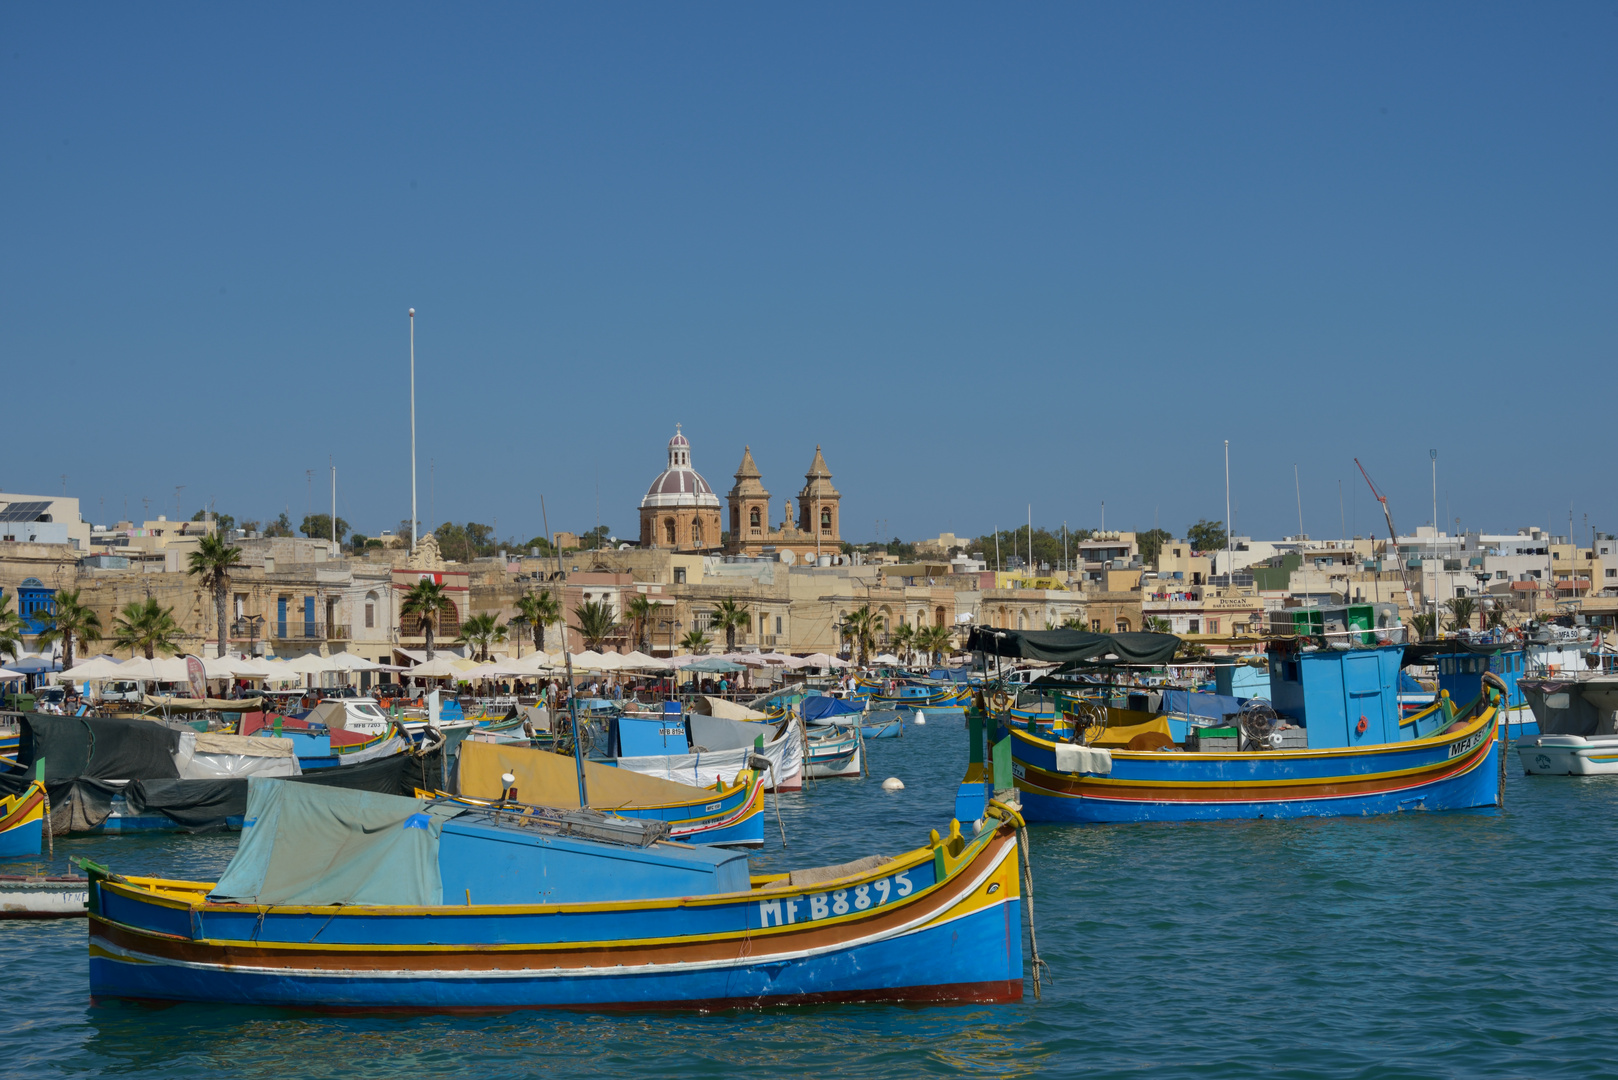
left=86, top=778, right=1026, bottom=1010
left=457, top=740, right=766, bottom=848
left=805, top=728, right=862, bottom=778
left=0, top=780, right=45, bottom=858
left=801, top=696, right=903, bottom=739
left=967, top=627, right=1503, bottom=824
left=1422, top=642, right=1534, bottom=740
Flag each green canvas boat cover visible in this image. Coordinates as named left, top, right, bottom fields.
left=210, top=778, right=460, bottom=907
left=967, top=627, right=1181, bottom=666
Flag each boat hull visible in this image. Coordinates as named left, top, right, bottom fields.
left=0, top=783, right=45, bottom=858
left=1517, top=734, right=1618, bottom=776
left=1008, top=710, right=1501, bottom=823
left=0, top=874, right=88, bottom=917
left=87, top=822, right=1025, bottom=1012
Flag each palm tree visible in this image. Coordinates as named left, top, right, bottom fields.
left=1143, top=616, right=1172, bottom=634
left=839, top=605, right=880, bottom=667
left=0, top=595, right=24, bottom=663
left=1411, top=611, right=1437, bottom=641
left=514, top=589, right=562, bottom=654
left=624, top=593, right=662, bottom=654
left=113, top=597, right=181, bottom=659
left=1445, top=596, right=1477, bottom=634
left=1485, top=603, right=1508, bottom=631
left=459, top=612, right=508, bottom=661
left=679, top=628, right=712, bottom=654
left=1060, top=616, right=1088, bottom=630
left=890, top=623, right=916, bottom=666
left=918, top=624, right=954, bottom=664
left=574, top=599, right=619, bottom=651
left=401, top=578, right=455, bottom=659
left=187, top=533, right=244, bottom=660
left=32, top=588, right=102, bottom=671
left=708, top=597, right=752, bottom=653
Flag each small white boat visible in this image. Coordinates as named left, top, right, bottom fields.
left=1519, top=734, right=1618, bottom=776
left=0, top=874, right=89, bottom=918
left=1516, top=672, right=1618, bottom=776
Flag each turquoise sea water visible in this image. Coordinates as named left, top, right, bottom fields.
left=3, top=720, right=1615, bottom=1079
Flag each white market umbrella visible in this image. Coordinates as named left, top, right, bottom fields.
left=59, top=656, right=127, bottom=681
left=0, top=667, right=26, bottom=682
left=409, top=656, right=466, bottom=679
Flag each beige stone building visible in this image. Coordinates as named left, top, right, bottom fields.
left=725, top=445, right=842, bottom=563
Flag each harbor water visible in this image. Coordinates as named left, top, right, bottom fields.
left=4, top=720, right=1616, bottom=1079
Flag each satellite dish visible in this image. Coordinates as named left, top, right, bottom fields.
left=779, top=549, right=796, bottom=565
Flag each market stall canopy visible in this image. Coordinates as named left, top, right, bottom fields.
left=568, top=651, right=621, bottom=671
left=58, top=656, right=127, bottom=681
left=408, top=656, right=466, bottom=678
left=966, top=626, right=1182, bottom=667
left=680, top=657, right=746, bottom=674
left=327, top=653, right=387, bottom=672
left=281, top=653, right=338, bottom=674
left=619, top=651, right=674, bottom=672
left=118, top=656, right=191, bottom=681
left=7, top=654, right=61, bottom=674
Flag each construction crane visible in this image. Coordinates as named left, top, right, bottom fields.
left=1354, top=458, right=1417, bottom=609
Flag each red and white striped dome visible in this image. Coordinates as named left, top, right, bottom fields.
left=640, top=425, right=721, bottom=510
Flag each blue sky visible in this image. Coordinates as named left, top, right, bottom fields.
left=3, top=4, right=1614, bottom=547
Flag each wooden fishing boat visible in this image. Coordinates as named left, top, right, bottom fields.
left=86, top=779, right=1026, bottom=1010
left=0, top=781, right=45, bottom=858
left=0, top=873, right=88, bottom=917
left=457, top=740, right=766, bottom=848
left=968, top=628, right=1504, bottom=824
left=805, top=728, right=862, bottom=779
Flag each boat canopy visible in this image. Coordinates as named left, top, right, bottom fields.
left=211, top=778, right=460, bottom=907
left=802, top=696, right=864, bottom=722
left=967, top=627, right=1181, bottom=667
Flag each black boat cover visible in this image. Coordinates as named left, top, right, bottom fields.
left=967, top=627, right=1181, bottom=666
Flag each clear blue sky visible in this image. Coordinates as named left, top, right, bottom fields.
left=4, top=4, right=1614, bottom=547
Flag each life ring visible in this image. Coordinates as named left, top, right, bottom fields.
left=1356, top=716, right=1368, bottom=735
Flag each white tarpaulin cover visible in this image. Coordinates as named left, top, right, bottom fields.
left=615, top=718, right=805, bottom=792
left=174, top=731, right=303, bottom=779
left=1053, top=744, right=1112, bottom=775
left=701, top=696, right=769, bottom=722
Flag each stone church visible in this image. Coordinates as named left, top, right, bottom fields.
left=725, top=445, right=841, bottom=562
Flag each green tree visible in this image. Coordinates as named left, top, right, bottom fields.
left=839, top=605, right=880, bottom=667
left=574, top=599, right=619, bottom=651
left=1445, top=596, right=1476, bottom=633
left=263, top=511, right=295, bottom=538
left=1410, top=611, right=1437, bottom=642
left=624, top=593, right=663, bottom=654
left=679, top=628, right=712, bottom=654
left=459, top=612, right=508, bottom=661
left=1186, top=519, right=1227, bottom=553
left=1143, top=615, right=1173, bottom=634
left=187, top=532, right=244, bottom=660
left=708, top=597, right=752, bottom=653
left=0, top=594, right=28, bottom=662
left=113, top=597, right=182, bottom=659
left=968, top=526, right=1092, bottom=572
left=301, top=514, right=350, bottom=542
left=890, top=622, right=916, bottom=665
left=917, top=623, right=955, bottom=663
left=514, top=590, right=562, bottom=653
left=31, top=588, right=103, bottom=671
left=191, top=509, right=236, bottom=533
left=1136, top=529, right=1173, bottom=566
left=401, top=578, right=455, bottom=659
left=521, top=536, right=557, bottom=557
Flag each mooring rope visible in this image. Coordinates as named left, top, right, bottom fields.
left=1017, top=824, right=1051, bottom=1000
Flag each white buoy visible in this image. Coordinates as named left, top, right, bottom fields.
left=882, top=777, right=905, bottom=791
left=913, top=710, right=926, bottom=725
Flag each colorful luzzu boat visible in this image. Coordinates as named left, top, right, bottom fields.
left=967, top=628, right=1502, bottom=824
left=0, top=781, right=46, bottom=858
left=86, top=778, right=1026, bottom=1010
left=456, top=740, right=767, bottom=848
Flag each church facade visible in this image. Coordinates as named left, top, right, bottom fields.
left=725, top=445, right=841, bottom=562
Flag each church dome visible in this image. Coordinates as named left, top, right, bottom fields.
left=640, top=425, right=722, bottom=511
